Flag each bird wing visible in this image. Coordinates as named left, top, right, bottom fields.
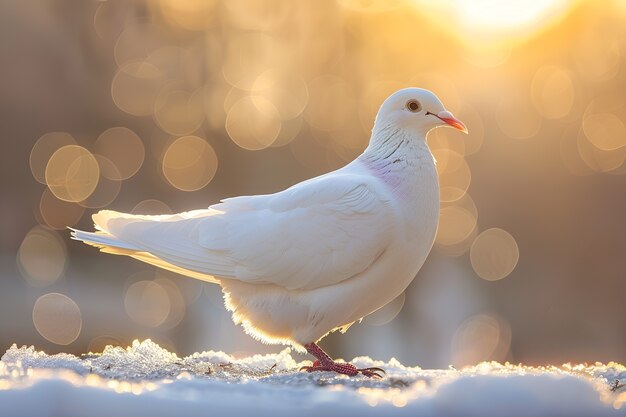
left=201, top=173, right=395, bottom=290
left=94, top=173, right=395, bottom=291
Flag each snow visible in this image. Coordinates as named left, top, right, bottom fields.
left=1, top=340, right=625, bottom=416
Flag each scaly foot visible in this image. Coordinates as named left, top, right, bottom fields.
left=301, top=343, right=386, bottom=378
left=301, top=360, right=385, bottom=378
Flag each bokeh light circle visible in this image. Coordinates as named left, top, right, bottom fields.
left=435, top=194, right=479, bottom=256
left=132, top=199, right=173, bottom=215
left=222, top=33, right=276, bottom=90
left=95, top=127, right=145, bottom=179
left=433, top=149, right=471, bottom=202
left=456, top=106, right=484, bottom=155
left=113, top=22, right=167, bottom=68
left=39, top=188, right=85, bottom=229
left=559, top=124, right=595, bottom=176
left=428, top=128, right=466, bottom=157
left=363, top=292, right=406, bottom=326
left=451, top=313, right=511, bottom=367
left=225, top=96, right=282, bottom=150
left=87, top=335, right=125, bottom=354
left=17, top=226, right=67, bottom=287
left=30, top=132, right=76, bottom=184
left=79, top=156, right=122, bottom=208
left=435, top=205, right=477, bottom=246
left=111, top=62, right=164, bottom=116
left=470, top=228, right=519, bottom=281
left=582, top=113, right=626, bottom=151
left=155, top=277, right=186, bottom=329
left=93, top=1, right=128, bottom=41
left=154, top=88, right=205, bottom=136
left=251, top=69, right=309, bottom=120
left=162, top=136, right=218, bottom=191
left=576, top=126, right=626, bottom=173
left=531, top=66, right=575, bottom=119
left=32, top=293, right=82, bottom=345
left=124, top=280, right=171, bottom=328
left=45, top=145, right=100, bottom=203
left=270, top=114, right=304, bottom=148
left=575, top=31, right=621, bottom=82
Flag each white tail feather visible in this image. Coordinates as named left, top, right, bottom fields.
left=71, top=210, right=225, bottom=284
left=70, top=228, right=137, bottom=250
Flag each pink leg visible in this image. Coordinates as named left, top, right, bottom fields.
left=300, top=342, right=385, bottom=378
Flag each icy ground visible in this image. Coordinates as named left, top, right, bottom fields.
left=1, top=340, right=625, bottom=417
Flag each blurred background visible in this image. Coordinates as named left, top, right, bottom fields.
left=1, top=0, right=625, bottom=369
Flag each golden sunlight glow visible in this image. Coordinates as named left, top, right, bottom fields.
left=453, top=0, right=569, bottom=34
left=414, top=0, right=576, bottom=45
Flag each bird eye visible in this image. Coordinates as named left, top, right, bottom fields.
left=406, top=99, right=421, bottom=112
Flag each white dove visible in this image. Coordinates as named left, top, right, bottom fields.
left=72, top=88, right=467, bottom=378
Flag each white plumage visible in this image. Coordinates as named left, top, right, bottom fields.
left=72, top=88, right=467, bottom=354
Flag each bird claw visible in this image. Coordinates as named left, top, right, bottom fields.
left=300, top=361, right=385, bottom=379
left=357, top=366, right=386, bottom=379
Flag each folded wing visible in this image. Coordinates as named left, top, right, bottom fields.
left=83, top=173, right=395, bottom=291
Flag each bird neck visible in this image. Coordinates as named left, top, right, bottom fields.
left=357, top=122, right=438, bottom=202
left=359, top=123, right=436, bottom=177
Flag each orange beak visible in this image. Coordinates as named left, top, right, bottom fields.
left=436, top=110, right=468, bottom=134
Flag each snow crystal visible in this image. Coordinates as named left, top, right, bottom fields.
left=1, top=340, right=625, bottom=417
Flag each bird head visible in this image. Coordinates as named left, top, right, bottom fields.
left=374, top=88, right=468, bottom=137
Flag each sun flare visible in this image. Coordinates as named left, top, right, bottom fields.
left=414, top=0, right=578, bottom=46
